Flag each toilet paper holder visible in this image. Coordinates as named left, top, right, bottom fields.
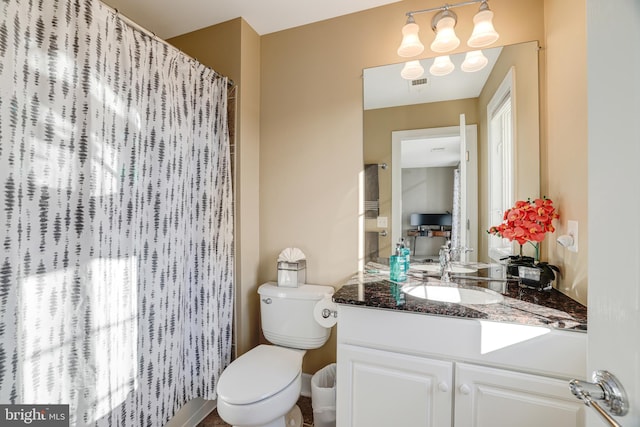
left=314, top=296, right=339, bottom=328
left=321, top=308, right=338, bottom=319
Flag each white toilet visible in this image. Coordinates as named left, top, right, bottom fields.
left=216, top=282, right=335, bottom=427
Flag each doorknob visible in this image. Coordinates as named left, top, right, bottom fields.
left=569, top=370, right=628, bottom=427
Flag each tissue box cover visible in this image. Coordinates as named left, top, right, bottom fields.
left=278, top=260, right=307, bottom=287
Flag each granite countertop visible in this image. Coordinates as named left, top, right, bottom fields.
left=333, top=262, right=588, bottom=332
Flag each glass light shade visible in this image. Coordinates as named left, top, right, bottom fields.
left=430, top=16, right=460, bottom=53
left=401, top=60, right=425, bottom=80
left=397, top=21, right=425, bottom=57
left=429, top=55, right=454, bottom=76
left=467, top=8, right=499, bottom=47
left=461, top=50, right=488, bottom=72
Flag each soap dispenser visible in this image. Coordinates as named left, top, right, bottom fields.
left=390, top=244, right=407, bottom=282
left=400, top=238, right=411, bottom=273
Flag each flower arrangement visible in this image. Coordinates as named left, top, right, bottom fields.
left=488, top=197, right=560, bottom=288
left=489, top=197, right=559, bottom=248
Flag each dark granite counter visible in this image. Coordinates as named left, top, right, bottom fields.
left=333, top=262, right=587, bottom=332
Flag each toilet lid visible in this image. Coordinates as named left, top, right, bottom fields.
left=217, top=345, right=303, bottom=405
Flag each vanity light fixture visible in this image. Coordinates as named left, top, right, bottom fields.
left=397, top=0, right=499, bottom=57
left=467, top=1, right=499, bottom=48
left=429, top=55, right=455, bottom=76
left=401, top=60, right=425, bottom=80
left=430, top=9, right=460, bottom=53
left=461, top=50, right=488, bottom=72
left=397, top=15, right=425, bottom=57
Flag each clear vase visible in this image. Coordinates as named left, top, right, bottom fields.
left=519, top=242, right=540, bottom=263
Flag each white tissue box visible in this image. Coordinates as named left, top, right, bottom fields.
left=277, top=260, right=306, bottom=287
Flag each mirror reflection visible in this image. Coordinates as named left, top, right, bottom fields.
left=363, top=41, right=540, bottom=264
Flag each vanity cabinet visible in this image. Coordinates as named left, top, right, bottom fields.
left=336, top=305, right=587, bottom=427
left=339, top=344, right=453, bottom=426
left=454, top=363, right=584, bottom=426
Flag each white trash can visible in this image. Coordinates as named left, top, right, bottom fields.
left=311, top=363, right=337, bottom=427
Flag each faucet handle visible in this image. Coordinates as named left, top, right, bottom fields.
left=448, top=245, right=473, bottom=263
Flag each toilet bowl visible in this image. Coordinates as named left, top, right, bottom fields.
left=216, top=345, right=305, bottom=427
left=216, top=283, right=335, bottom=427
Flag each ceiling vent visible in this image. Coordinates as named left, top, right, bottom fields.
left=411, top=78, right=428, bottom=86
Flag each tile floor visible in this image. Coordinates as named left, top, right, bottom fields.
left=197, top=395, right=315, bottom=427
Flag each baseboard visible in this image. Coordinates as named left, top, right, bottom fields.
left=165, top=398, right=217, bottom=427
left=301, top=372, right=312, bottom=397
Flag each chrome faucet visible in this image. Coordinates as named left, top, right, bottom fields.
left=439, top=241, right=453, bottom=282
left=439, top=240, right=474, bottom=282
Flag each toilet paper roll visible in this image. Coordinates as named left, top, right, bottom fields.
left=314, top=297, right=338, bottom=328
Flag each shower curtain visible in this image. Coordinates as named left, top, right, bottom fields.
left=0, top=1, right=234, bottom=426
left=451, top=169, right=461, bottom=254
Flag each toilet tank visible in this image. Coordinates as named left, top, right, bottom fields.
left=258, top=282, right=334, bottom=349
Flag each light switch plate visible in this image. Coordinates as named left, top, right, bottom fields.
left=377, top=216, right=388, bottom=228
left=567, top=220, right=578, bottom=252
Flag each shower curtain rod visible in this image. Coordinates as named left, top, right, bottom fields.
left=101, top=1, right=236, bottom=87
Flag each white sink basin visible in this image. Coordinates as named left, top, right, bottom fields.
left=402, top=284, right=504, bottom=305
left=411, top=263, right=478, bottom=274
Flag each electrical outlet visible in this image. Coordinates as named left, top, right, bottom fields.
left=377, top=216, right=388, bottom=228
left=567, top=220, right=578, bottom=253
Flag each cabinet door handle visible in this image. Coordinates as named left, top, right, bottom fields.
left=437, top=381, right=449, bottom=393
left=459, top=384, right=471, bottom=395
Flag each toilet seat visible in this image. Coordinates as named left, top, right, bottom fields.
left=217, top=345, right=304, bottom=405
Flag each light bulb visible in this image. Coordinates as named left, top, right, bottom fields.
left=461, top=50, right=488, bottom=72
left=401, top=60, right=425, bottom=80
left=468, top=2, right=499, bottom=48
left=397, top=16, right=424, bottom=58
left=429, top=55, right=454, bottom=76
left=430, top=10, right=460, bottom=53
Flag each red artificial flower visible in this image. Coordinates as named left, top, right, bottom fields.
left=488, top=197, right=559, bottom=246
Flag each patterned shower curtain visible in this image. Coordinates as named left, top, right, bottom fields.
left=0, top=1, right=234, bottom=426
left=450, top=169, right=461, bottom=255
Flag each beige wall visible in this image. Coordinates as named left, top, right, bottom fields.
left=169, top=18, right=263, bottom=357
left=542, top=0, right=588, bottom=304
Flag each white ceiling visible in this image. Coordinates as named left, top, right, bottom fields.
left=100, top=0, right=402, bottom=38
left=401, top=136, right=461, bottom=168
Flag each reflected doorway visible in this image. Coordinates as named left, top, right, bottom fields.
left=391, top=121, right=478, bottom=263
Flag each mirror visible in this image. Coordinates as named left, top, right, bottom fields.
left=363, top=41, right=540, bottom=264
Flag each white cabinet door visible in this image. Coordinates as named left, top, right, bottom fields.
left=454, top=363, right=585, bottom=427
left=337, top=344, right=453, bottom=427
